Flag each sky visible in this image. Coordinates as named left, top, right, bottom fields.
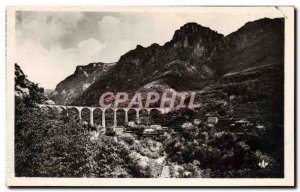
left=15, top=8, right=284, bottom=89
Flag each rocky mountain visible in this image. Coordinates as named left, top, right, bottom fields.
left=54, top=17, right=284, bottom=107
left=72, top=23, right=227, bottom=106
left=112, top=23, right=225, bottom=91
left=50, top=62, right=115, bottom=105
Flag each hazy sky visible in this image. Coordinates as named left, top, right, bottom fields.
left=15, top=9, right=284, bottom=89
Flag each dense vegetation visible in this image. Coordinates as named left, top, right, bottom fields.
left=161, top=65, right=284, bottom=178
left=15, top=98, right=158, bottom=177
left=163, top=122, right=283, bottom=178
left=15, top=62, right=284, bottom=178
left=15, top=64, right=147, bottom=177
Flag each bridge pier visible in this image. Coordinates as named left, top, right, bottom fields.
left=102, top=109, right=106, bottom=129
left=90, top=108, right=94, bottom=126
left=78, top=109, right=82, bottom=120
left=136, top=109, right=140, bottom=124
left=125, top=109, right=128, bottom=123
left=113, top=109, right=117, bottom=127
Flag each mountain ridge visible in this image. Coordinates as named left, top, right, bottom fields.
left=49, top=62, right=115, bottom=105
left=49, top=17, right=284, bottom=106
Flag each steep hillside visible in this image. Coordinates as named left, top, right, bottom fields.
left=50, top=62, right=115, bottom=105
left=216, top=18, right=284, bottom=74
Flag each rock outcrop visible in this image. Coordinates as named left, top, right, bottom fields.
left=15, top=63, right=46, bottom=105
left=50, top=62, right=115, bottom=105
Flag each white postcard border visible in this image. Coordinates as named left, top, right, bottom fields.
left=6, top=6, right=295, bottom=187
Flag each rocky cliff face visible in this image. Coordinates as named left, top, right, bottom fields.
left=50, top=62, right=115, bottom=105
left=111, top=23, right=225, bottom=91
left=15, top=63, right=46, bottom=106
left=56, top=18, right=284, bottom=107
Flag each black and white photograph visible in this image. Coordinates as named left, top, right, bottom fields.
left=6, top=6, right=295, bottom=187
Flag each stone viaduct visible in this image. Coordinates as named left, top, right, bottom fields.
left=37, top=104, right=170, bottom=129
